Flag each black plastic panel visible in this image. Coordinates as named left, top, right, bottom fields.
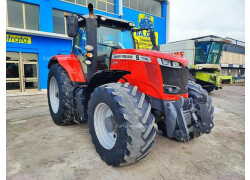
left=160, top=66, right=189, bottom=94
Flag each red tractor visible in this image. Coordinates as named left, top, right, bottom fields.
left=47, top=4, right=214, bottom=166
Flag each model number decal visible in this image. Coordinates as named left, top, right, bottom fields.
left=112, top=54, right=151, bottom=62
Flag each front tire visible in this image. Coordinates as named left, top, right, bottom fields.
left=203, top=85, right=216, bottom=93
left=47, top=64, right=74, bottom=125
left=187, top=80, right=214, bottom=139
left=88, top=82, right=156, bottom=166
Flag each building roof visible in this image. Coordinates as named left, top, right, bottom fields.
left=169, top=35, right=245, bottom=47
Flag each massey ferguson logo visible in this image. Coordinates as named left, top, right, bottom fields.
left=112, top=54, right=151, bottom=62
left=113, top=54, right=133, bottom=59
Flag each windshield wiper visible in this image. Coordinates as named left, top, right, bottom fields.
left=97, top=43, right=120, bottom=49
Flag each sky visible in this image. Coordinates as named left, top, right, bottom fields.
left=168, top=0, right=245, bottom=42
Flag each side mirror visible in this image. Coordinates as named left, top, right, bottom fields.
left=66, top=15, right=78, bottom=37
left=150, top=30, right=157, bottom=47
left=150, top=30, right=159, bottom=51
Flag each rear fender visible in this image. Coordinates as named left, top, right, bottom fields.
left=48, top=53, right=86, bottom=82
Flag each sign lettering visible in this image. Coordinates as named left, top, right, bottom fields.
left=6, top=34, right=31, bottom=44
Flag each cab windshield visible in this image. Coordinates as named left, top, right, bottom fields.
left=97, top=26, right=134, bottom=49
left=73, top=25, right=134, bottom=71
left=73, top=25, right=134, bottom=56
left=194, top=41, right=224, bottom=64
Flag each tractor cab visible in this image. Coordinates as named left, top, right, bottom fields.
left=71, top=14, right=135, bottom=77
left=193, top=36, right=231, bottom=68
left=66, top=6, right=158, bottom=81
left=195, top=41, right=224, bottom=65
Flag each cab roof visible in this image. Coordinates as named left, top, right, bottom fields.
left=78, top=14, right=134, bottom=30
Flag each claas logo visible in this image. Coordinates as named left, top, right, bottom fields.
left=171, top=51, right=184, bottom=58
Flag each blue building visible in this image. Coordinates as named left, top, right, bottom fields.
left=6, top=0, right=169, bottom=92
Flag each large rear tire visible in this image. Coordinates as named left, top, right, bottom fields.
left=88, top=82, right=156, bottom=166
left=47, top=64, right=74, bottom=125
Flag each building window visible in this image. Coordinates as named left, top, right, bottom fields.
left=53, top=10, right=66, bottom=35
left=53, top=10, right=74, bottom=35
left=124, top=0, right=162, bottom=17
left=7, top=0, right=39, bottom=31
left=62, top=0, right=115, bottom=14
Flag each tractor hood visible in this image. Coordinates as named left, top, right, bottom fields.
left=112, top=49, right=189, bottom=67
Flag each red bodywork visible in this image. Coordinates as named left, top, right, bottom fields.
left=53, top=49, right=189, bottom=101
left=52, top=53, right=87, bottom=82
left=110, top=49, right=189, bottom=101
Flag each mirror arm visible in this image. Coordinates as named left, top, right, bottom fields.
left=69, top=13, right=86, bottom=21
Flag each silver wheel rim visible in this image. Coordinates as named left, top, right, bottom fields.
left=94, top=103, right=117, bottom=150
left=49, top=77, right=59, bottom=113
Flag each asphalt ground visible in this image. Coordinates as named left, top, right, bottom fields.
left=6, top=86, right=245, bottom=180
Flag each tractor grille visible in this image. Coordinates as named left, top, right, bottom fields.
left=160, top=66, right=189, bottom=94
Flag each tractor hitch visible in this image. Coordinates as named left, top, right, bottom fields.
left=163, top=96, right=214, bottom=142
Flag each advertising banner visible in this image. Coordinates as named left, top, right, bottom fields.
left=133, top=14, right=158, bottom=50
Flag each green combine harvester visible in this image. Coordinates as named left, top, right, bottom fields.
left=160, top=35, right=232, bottom=92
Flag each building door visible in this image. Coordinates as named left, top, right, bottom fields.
left=21, top=53, right=39, bottom=91
left=6, top=52, right=21, bottom=91
left=6, top=52, right=39, bottom=92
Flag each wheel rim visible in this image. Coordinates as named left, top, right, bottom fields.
left=94, top=103, right=117, bottom=150
left=49, top=77, right=59, bottom=113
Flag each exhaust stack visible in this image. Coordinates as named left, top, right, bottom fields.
left=86, top=3, right=97, bottom=81
left=88, top=3, right=95, bottom=19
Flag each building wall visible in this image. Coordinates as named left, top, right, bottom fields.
left=221, top=44, right=245, bottom=65
left=221, top=52, right=245, bottom=65
left=8, top=0, right=167, bottom=39
left=220, top=44, right=245, bottom=82
left=6, top=33, right=72, bottom=89
left=6, top=0, right=168, bottom=90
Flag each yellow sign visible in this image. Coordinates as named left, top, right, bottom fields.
left=134, top=31, right=158, bottom=50
left=133, top=14, right=159, bottom=50
left=6, top=34, right=31, bottom=44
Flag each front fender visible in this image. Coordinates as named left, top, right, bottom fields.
left=48, top=53, right=86, bottom=82
left=84, top=70, right=131, bottom=117
left=86, top=70, right=131, bottom=98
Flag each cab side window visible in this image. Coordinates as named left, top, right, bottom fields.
left=73, top=27, right=87, bottom=57
left=73, top=27, right=88, bottom=78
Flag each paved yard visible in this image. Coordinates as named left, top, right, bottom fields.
left=6, top=86, right=245, bottom=180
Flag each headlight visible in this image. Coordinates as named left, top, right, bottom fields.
left=85, top=45, right=94, bottom=52
left=100, top=16, right=106, bottom=21
left=85, top=60, right=91, bottom=65
left=157, top=58, right=182, bottom=68
left=129, top=22, right=135, bottom=27
left=162, top=59, right=171, bottom=67
left=173, top=61, right=181, bottom=67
